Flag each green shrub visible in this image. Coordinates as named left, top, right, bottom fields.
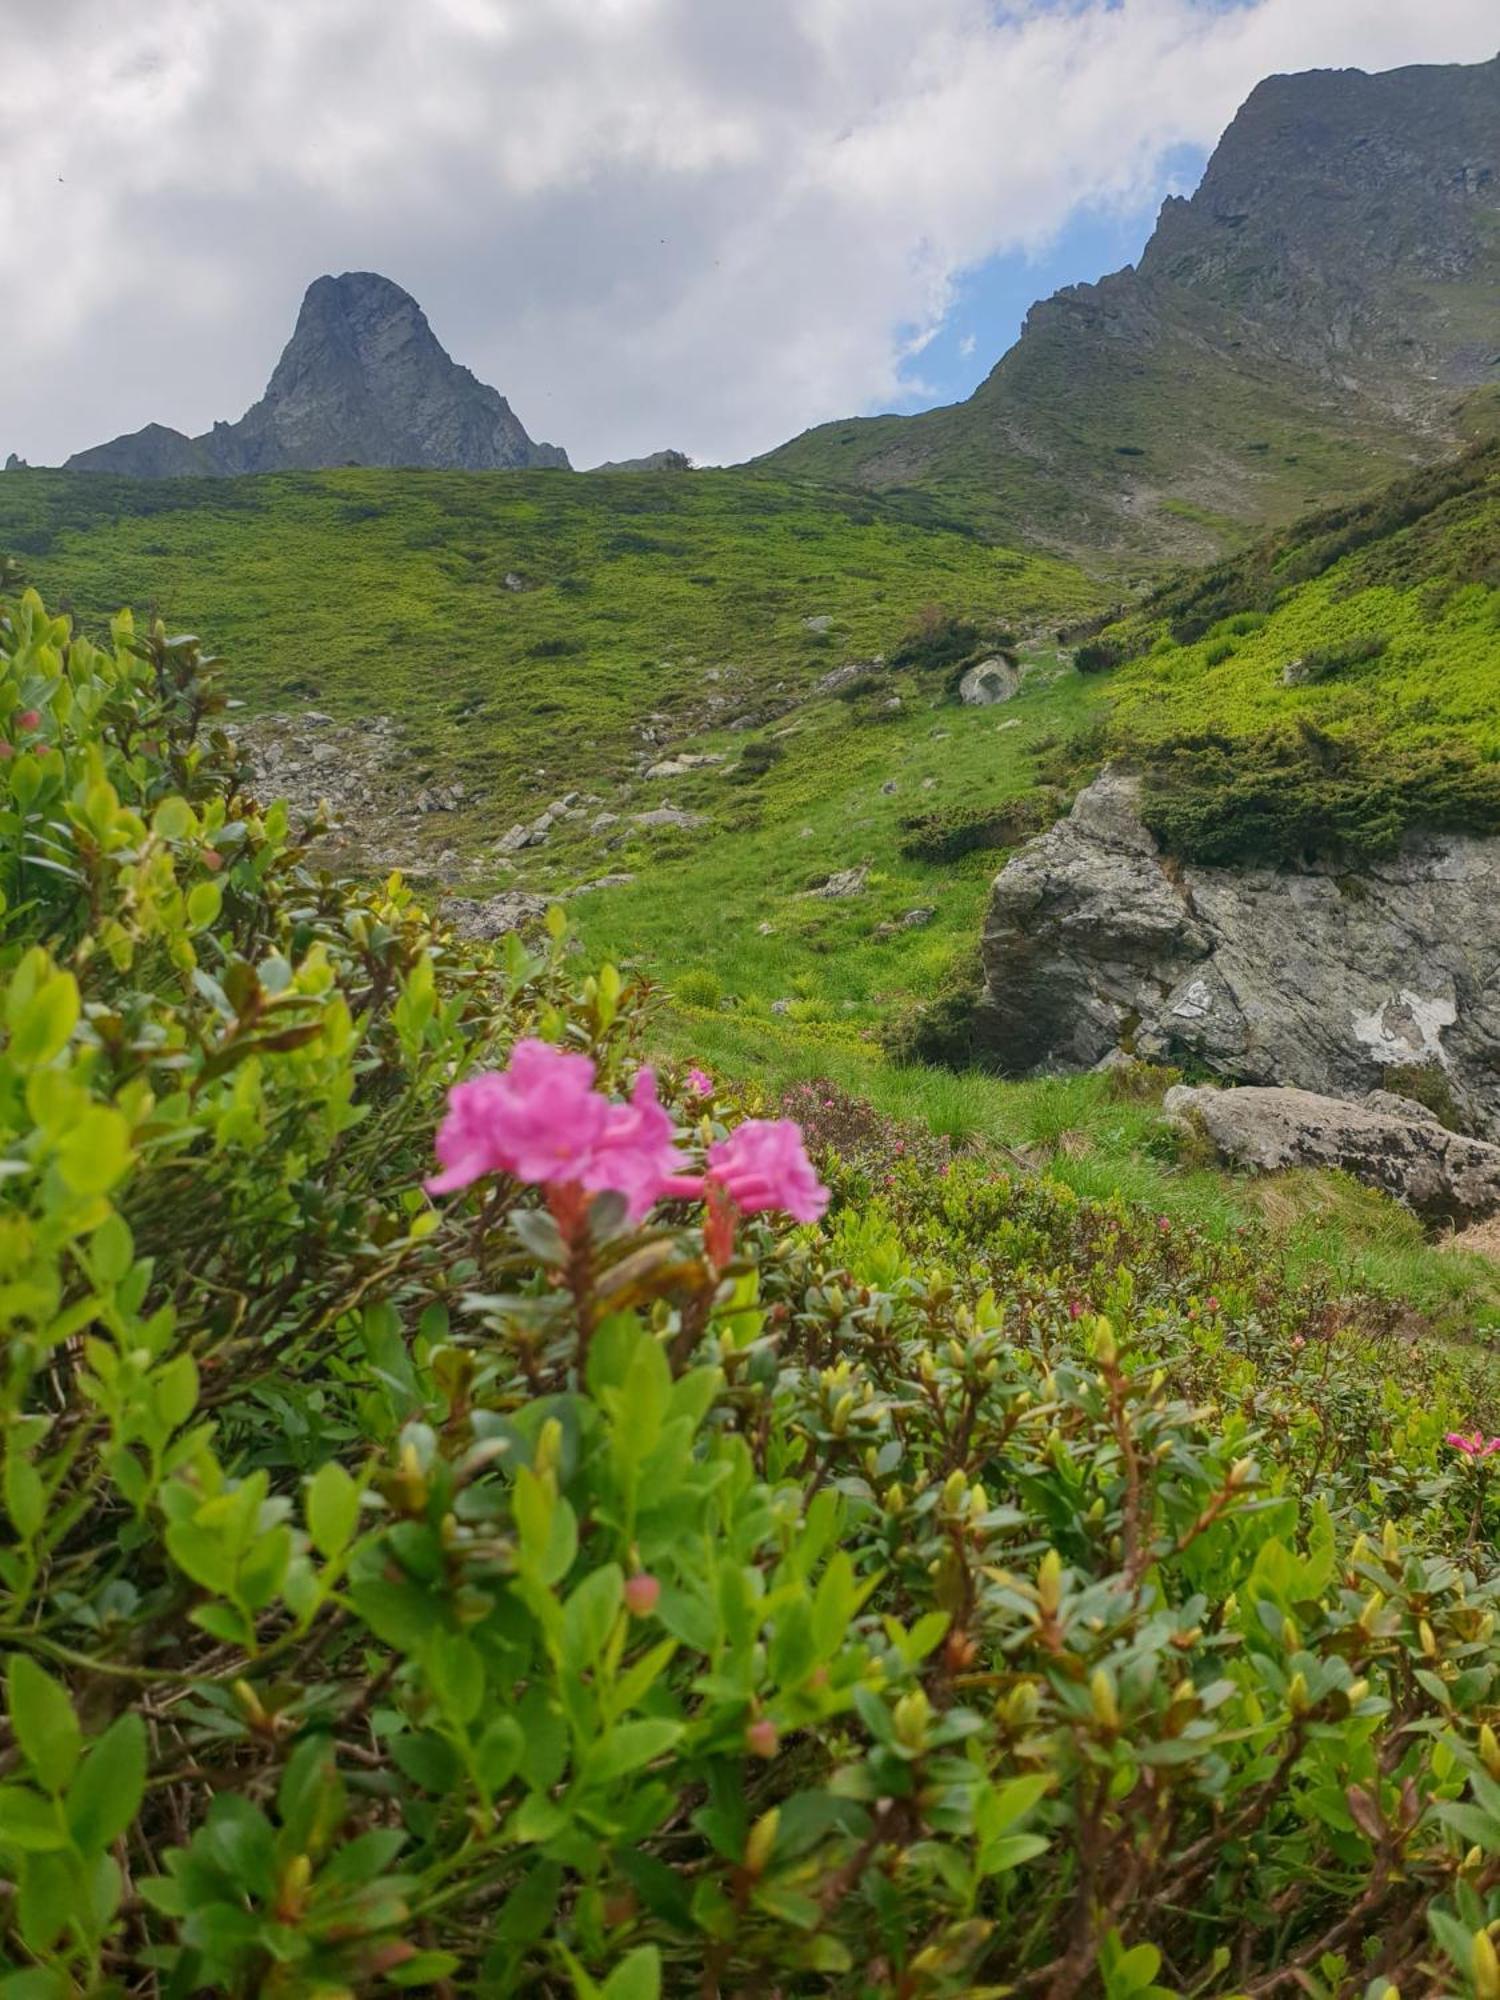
left=11, top=583, right=1500, bottom=1996
left=899, top=792, right=1059, bottom=863
left=889, top=603, right=983, bottom=675
left=731, top=737, right=786, bottom=781
left=1073, top=636, right=1125, bottom=673
left=673, top=965, right=724, bottom=1008
left=1139, top=725, right=1500, bottom=865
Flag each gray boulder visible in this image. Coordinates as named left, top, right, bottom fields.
left=977, top=768, right=1500, bottom=1134
left=958, top=658, right=1022, bottom=705
left=1163, top=1083, right=1500, bottom=1224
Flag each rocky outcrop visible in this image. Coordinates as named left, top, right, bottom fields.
left=977, top=768, right=1500, bottom=1134
left=589, top=450, right=691, bottom=473
left=958, top=658, right=1021, bottom=705
left=1163, top=1084, right=1500, bottom=1224
left=66, top=273, right=569, bottom=476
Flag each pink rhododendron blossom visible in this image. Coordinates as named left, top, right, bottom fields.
left=426, top=1040, right=609, bottom=1195
left=16, top=709, right=39, bottom=731
left=1446, top=1431, right=1500, bottom=1459
left=705, top=1119, right=829, bottom=1223
left=686, top=1067, right=713, bottom=1097
left=583, top=1068, right=684, bottom=1220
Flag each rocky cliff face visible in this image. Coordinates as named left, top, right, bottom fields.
left=66, top=273, right=569, bottom=477
left=976, top=769, right=1500, bottom=1136
left=761, top=54, right=1500, bottom=557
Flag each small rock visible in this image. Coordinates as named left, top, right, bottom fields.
left=883, top=696, right=903, bottom=711
left=872, top=909, right=932, bottom=940
left=756, top=921, right=776, bottom=936
left=770, top=998, right=793, bottom=1015
left=303, top=710, right=335, bottom=726
left=880, top=779, right=898, bottom=796
left=590, top=811, right=620, bottom=833
left=812, top=659, right=878, bottom=697
left=646, top=753, right=725, bottom=779
left=633, top=806, right=707, bottom=831
left=445, top=891, right=549, bottom=941
left=802, top=615, right=833, bottom=634
left=921, top=776, right=937, bottom=790
left=496, top=823, right=533, bottom=854
left=503, top=572, right=525, bottom=592
left=806, top=864, right=870, bottom=899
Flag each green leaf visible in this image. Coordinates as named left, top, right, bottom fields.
left=65, top=1714, right=146, bottom=1852
left=601, top=1946, right=661, bottom=2000
left=9, top=967, right=78, bottom=1069
left=55, top=1106, right=132, bottom=1197
left=306, top=1460, right=361, bottom=1558
left=0, top=1785, right=68, bottom=1852
left=3, top=1450, right=45, bottom=1541
left=582, top=1719, right=683, bottom=1786
left=562, top=1564, right=622, bottom=1671
left=476, top=1715, right=525, bottom=1795
left=7, top=1657, right=81, bottom=1794
left=187, top=880, right=222, bottom=932
left=426, top=1632, right=485, bottom=1728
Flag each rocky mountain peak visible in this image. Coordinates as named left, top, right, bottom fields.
left=64, top=272, right=569, bottom=477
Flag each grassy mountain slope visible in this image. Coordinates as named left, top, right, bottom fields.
left=0, top=466, right=1089, bottom=826
left=5, top=455, right=1500, bottom=1330
left=1095, top=437, right=1500, bottom=860
left=761, top=57, right=1500, bottom=563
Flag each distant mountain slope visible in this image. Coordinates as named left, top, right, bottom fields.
left=64, top=272, right=570, bottom=476
left=760, top=55, right=1500, bottom=561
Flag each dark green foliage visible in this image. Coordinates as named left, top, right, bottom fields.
left=879, top=947, right=986, bottom=1068
left=1288, top=630, right=1390, bottom=683
left=1138, top=726, right=1500, bottom=865
left=898, top=791, right=1058, bottom=863
left=889, top=603, right=984, bottom=675
left=1382, top=1063, right=1471, bottom=1134
left=731, top=737, right=786, bottom=781
left=1073, top=636, right=1126, bottom=673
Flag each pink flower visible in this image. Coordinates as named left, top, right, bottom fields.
left=1205, top=1297, right=1221, bottom=1313
left=686, top=1067, right=713, bottom=1098
left=584, top=1068, right=684, bottom=1220
left=426, top=1040, right=608, bottom=1195
left=705, top=1119, right=829, bottom=1224
left=1446, top=1431, right=1500, bottom=1460
left=16, top=709, right=40, bottom=731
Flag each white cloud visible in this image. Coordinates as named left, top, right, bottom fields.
left=1, top=0, right=1495, bottom=468
left=959, top=334, right=978, bottom=358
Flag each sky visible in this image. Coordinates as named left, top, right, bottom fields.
left=3, top=0, right=1497, bottom=470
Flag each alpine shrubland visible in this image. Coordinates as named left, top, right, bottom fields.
left=8, top=580, right=1500, bottom=1999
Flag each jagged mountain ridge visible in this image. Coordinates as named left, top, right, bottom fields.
left=758, top=54, right=1500, bottom=559
left=65, top=272, right=569, bottom=476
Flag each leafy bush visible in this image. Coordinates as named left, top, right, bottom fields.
left=673, top=965, right=724, bottom=1008
left=1287, top=631, right=1391, bottom=684
left=889, top=604, right=984, bottom=675
left=899, top=792, right=1059, bottom=863
left=731, top=737, right=786, bottom=781
left=1073, top=637, right=1126, bottom=674
left=11, top=583, right=1500, bottom=1996
left=1138, top=725, right=1500, bottom=865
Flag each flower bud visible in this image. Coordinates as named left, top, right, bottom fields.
left=745, top=1717, right=779, bottom=1759
left=624, top=1573, right=660, bottom=1618
left=1092, top=1317, right=1117, bottom=1367
left=1473, top=1926, right=1500, bottom=2000
left=534, top=1418, right=563, bottom=1478
left=941, top=1468, right=968, bottom=1514
left=1287, top=1671, right=1310, bottom=1716
left=894, top=1689, right=931, bottom=1750
left=1037, top=1549, right=1063, bottom=1616
left=1090, top=1668, right=1119, bottom=1732
left=1419, top=1618, right=1438, bottom=1659
left=743, top=1807, right=780, bottom=1877
left=1482, top=1723, right=1500, bottom=1778
left=831, top=1391, right=855, bottom=1436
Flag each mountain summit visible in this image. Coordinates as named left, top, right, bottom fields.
left=761, top=53, right=1500, bottom=558
left=65, top=272, right=569, bottom=476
